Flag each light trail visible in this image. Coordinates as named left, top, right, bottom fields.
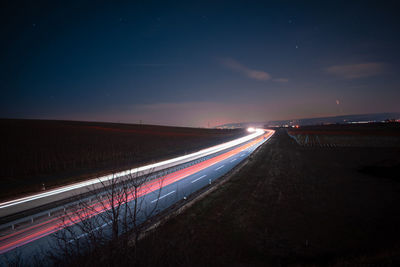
left=0, top=129, right=265, bottom=211
left=0, top=129, right=275, bottom=254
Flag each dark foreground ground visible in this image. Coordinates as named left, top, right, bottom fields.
left=0, top=119, right=245, bottom=200
left=126, top=127, right=400, bottom=266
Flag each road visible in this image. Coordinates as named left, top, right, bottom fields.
left=0, top=129, right=274, bottom=263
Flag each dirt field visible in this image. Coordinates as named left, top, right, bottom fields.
left=0, top=119, right=246, bottom=200
left=128, top=127, right=400, bottom=266
left=287, top=123, right=400, bottom=147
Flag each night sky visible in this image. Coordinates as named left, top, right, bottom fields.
left=1, top=1, right=399, bottom=127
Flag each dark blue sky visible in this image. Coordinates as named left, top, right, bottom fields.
left=1, top=1, right=399, bottom=127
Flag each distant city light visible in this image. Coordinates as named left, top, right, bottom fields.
left=247, top=127, right=255, bottom=132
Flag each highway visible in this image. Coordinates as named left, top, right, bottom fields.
left=0, top=128, right=266, bottom=218
left=0, top=129, right=274, bottom=263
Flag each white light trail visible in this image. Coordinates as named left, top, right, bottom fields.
left=0, top=129, right=266, bottom=210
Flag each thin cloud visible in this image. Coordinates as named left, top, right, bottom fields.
left=220, top=58, right=271, bottom=81
left=272, top=78, right=289, bottom=83
left=326, top=62, right=386, bottom=79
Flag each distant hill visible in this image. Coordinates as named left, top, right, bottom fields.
left=216, top=112, right=400, bottom=128
left=266, top=112, right=400, bottom=127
